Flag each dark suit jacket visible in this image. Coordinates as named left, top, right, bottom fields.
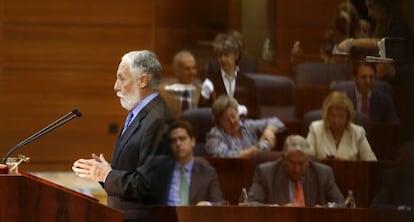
left=248, top=159, right=345, bottom=206
left=201, top=58, right=257, bottom=80
left=165, top=158, right=224, bottom=205
left=200, top=71, right=260, bottom=118
left=371, top=167, right=414, bottom=209
left=104, top=95, right=173, bottom=220
left=343, top=86, right=400, bottom=124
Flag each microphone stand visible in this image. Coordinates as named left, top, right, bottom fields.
left=2, top=109, right=82, bottom=164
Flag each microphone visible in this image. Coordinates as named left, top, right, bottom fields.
left=2, top=108, right=82, bottom=164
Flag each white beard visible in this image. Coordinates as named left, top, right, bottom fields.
left=117, top=90, right=141, bottom=111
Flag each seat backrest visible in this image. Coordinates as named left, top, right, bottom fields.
left=295, top=62, right=351, bottom=87
left=247, top=73, right=296, bottom=120
left=301, top=109, right=370, bottom=136
left=180, top=108, right=214, bottom=156
left=331, top=80, right=393, bottom=95
left=180, top=107, right=213, bottom=144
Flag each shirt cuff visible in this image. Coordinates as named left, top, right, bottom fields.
left=101, top=169, right=112, bottom=183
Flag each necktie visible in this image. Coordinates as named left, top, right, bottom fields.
left=181, top=90, right=190, bottom=112
left=361, top=95, right=369, bottom=116
left=293, top=181, right=305, bottom=207
left=180, top=166, right=189, bottom=205
left=121, top=112, right=134, bottom=135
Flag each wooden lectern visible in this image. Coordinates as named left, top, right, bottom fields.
left=0, top=173, right=123, bottom=222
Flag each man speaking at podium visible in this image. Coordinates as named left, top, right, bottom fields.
left=72, top=50, right=173, bottom=221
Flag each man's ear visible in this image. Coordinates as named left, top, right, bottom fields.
left=138, top=73, right=148, bottom=88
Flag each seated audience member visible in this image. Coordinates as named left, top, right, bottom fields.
left=202, top=30, right=257, bottom=80
left=341, top=61, right=399, bottom=123
left=166, top=120, right=224, bottom=206
left=321, top=1, right=371, bottom=61
left=371, top=141, right=414, bottom=210
left=336, top=0, right=412, bottom=58
left=336, top=0, right=413, bottom=82
left=205, top=95, right=285, bottom=158
left=200, top=33, right=260, bottom=118
left=306, top=91, right=377, bottom=161
left=159, top=50, right=201, bottom=119
left=247, top=135, right=345, bottom=207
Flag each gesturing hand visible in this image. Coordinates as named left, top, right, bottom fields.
left=72, top=153, right=112, bottom=182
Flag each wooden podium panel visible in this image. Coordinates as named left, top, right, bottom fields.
left=0, top=173, right=122, bottom=222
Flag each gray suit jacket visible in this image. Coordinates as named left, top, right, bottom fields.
left=189, top=159, right=224, bottom=204
left=248, top=159, right=344, bottom=206
left=104, top=95, right=174, bottom=220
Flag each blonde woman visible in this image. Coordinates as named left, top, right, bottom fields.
left=306, top=91, right=377, bottom=161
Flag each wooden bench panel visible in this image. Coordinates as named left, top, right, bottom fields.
left=207, top=158, right=396, bottom=207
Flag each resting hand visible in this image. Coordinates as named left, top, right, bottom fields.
left=201, top=78, right=214, bottom=99
left=196, top=201, right=212, bottom=206
left=237, top=104, right=248, bottom=116
left=72, top=153, right=112, bottom=182
left=260, top=125, right=278, bottom=148
left=336, top=38, right=353, bottom=53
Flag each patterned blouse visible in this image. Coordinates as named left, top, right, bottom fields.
left=205, top=117, right=285, bottom=157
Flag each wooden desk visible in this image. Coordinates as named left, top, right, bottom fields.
left=207, top=158, right=396, bottom=207
left=143, top=206, right=414, bottom=222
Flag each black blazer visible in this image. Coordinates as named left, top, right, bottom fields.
left=201, top=57, right=257, bottom=80
left=200, top=71, right=260, bottom=118
left=104, top=95, right=173, bottom=220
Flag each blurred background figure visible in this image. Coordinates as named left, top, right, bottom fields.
left=205, top=95, right=285, bottom=158
left=202, top=30, right=257, bottom=79
left=338, top=61, right=399, bottom=123
left=371, top=141, right=414, bottom=210
left=321, top=1, right=371, bottom=62
left=159, top=50, right=201, bottom=119
left=247, top=135, right=344, bottom=207
left=200, top=33, right=260, bottom=118
left=335, top=0, right=412, bottom=62
left=306, top=91, right=377, bottom=161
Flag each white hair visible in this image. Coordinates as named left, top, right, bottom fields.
left=282, top=135, right=312, bottom=156
left=121, top=50, right=162, bottom=90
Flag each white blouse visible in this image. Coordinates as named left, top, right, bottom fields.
left=306, top=120, right=377, bottom=161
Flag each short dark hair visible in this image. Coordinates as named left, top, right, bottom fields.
left=168, top=120, right=195, bottom=140
left=352, top=60, right=376, bottom=77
